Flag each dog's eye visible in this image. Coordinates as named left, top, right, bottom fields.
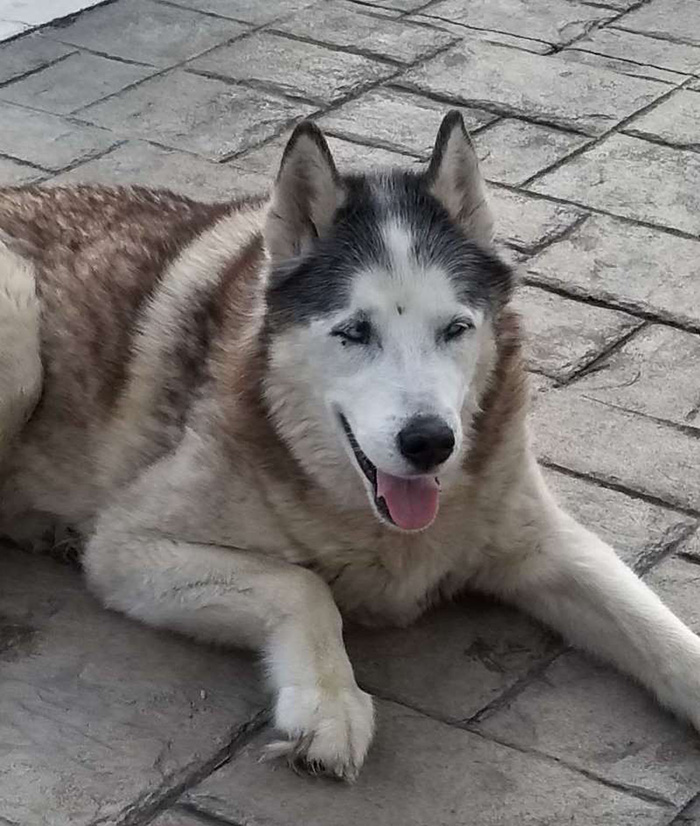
left=442, top=319, right=474, bottom=343
left=332, top=319, right=373, bottom=346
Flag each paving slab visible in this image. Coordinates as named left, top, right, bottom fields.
left=183, top=701, right=669, bottom=826
left=624, top=90, right=700, bottom=150
left=489, top=187, right=585, bottom=252
left=49, top=141, right=270, bottom=200
left=366, top=0, right=431, bottom=9
left=0, top=19, right=27, bottom=39
left=0, top=548, right=263, bottom=826
left=0, top=101, right=116, bottom=170
left=560, top=46, right=687, bottom=85
left=513, top=285, right=643, bottom=381
left=189, top=32, right=396, bottom=105
left=398, top=38, right=667, bottom=135
left=0, top=33, right=74, bottom=85
left=0, top=155, right=45, bottom=185
left=81, top=71, right=315, bottom=161
left=163, top=0, right=318, bottom=24
left=478, top=650, right=700, bottom=807
left=679, top=531, right=700, bottom=563
left=573, top=325, right=700, bottom=429
left=315, top=88, right=497, bottom=158
left=525, top=214, right=700, bottom=329
left=0, top=51, right=154, bottom=115
left=0, top=0, right=104, bottom=28
left=614, top=0, right=700, bottom=48
left=53, top=0, right=250, bottom=67
left=411, top=14, right=555, bottom=53
left=531, top=385, right=700, bottom=511
left=423, top=0, right=614, bottom=46
left=474, top=119, right=590, bottom=185
left=564, top=26, right=700, bottom=77
left=541, top=466, right=696, bottom=570
left=272, top=1, right=456, bottom=64
left=150, top=809, right=211, bottom=826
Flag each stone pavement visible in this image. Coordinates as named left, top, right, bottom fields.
left=1, top=0, right=700, bottom=822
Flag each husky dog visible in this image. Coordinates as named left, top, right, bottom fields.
left=1, top=112, right=699, bottom=781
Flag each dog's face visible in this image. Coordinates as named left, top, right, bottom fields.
left=263, top=114, right=512, bottom=532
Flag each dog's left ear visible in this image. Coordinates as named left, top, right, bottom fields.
left=426, top=111, right=494, bottom=248
left=264, top=121, right=344, bottom=265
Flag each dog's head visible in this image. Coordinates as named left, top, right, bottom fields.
left=262, top=112, right=513, bottom=532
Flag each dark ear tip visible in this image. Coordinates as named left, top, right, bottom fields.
left=440, top=110, right=466, bottom=134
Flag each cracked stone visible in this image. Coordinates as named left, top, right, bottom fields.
left=513, top=285, right=642, bottom=381
left=473, top=119, right=590, bottom=185
left=573, top=325, right=700, bottom=429
left=563, top=26, right=700, bottom=77
left=398, top=39, right=667, bottom=135
left=530, top=134, right=700, bottom=236
left=560, top=48, right=686, bottom=85
left=0, top=52, right=155, bottom=115
left=411, top=15, right=554, bottom=53
left=542, top=466, right=695, bottom=570
left=421, top=0, right=614, bottom=46
left=163, top=0, right=318, bottom=24
left=49, top=141, right=270, bottom=200
left=0, top=33, right=74, bottom=85
left=0, top=548, right=262, bottom=826
left=477, top=648, right=700, bottom=807
left=614, top=0, right=700, bottom=49
left=81, top=71, right=315, bottom=161
left=315, top=88, right=496, bottom=158
left=0, top=156, right=45, bottom=185
left=272, top=1, right=456, bottom=64
left=188, top=32, right=396, bottom=105
left=53, top=0, right=250, bottom=67
left=489, top=187, right=585, bottom=252
left=531, top=385, right=700, bottom=511
left=525, top=214, right=700, bottom=329
left=0, top=102, right=116, bottom=170
left=183, top=701, right=669, bottom=825
left=624, top=90, right=700, bottom=151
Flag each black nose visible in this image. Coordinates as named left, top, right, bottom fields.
left=397, top=415, right=455, bottom=471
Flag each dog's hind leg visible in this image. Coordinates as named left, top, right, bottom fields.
left=478, top=460, right=700, bottom=733
left=0, top=234, right=42, bottom=466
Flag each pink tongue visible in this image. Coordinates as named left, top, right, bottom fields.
left=375, top=471, right=440, bottom=531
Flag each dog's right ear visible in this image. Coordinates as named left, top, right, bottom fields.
left=264, top=121, right=344, bottom=266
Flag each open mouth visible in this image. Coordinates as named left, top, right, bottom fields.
left=339, top=414, right=440, bottom=532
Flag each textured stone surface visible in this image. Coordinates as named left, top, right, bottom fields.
left=424, top=0, right=614, bottom=46
left=81, top=71, right=315, bottom=161
left=0, top=33, right=74, bottom=85
left=0, top=52, right=154, bottom=115
left=489, top=187, right=585, bottom=252
left=679, top=532, right=700, bottom=562
left=474, top=119, right=590, bottom=185
left=564, top=26, right=700, bottom=77
left=411, top=15, right=555, bottom=53
left=526, top=215, right=700, bottom=329
left=0, top=102, right=116, bottom=170
left=189, top=33, right=396, bottom=105
left=513, top=285, right=643, bottom=381
left=542, top=466, right=695, bottom=570
left=150, top=809, right=211, bottom=826
left=560, top=47, right=686, bottom=85
left=49, top=141, right=270, bottom=200
left=55, top=0, right=249, bottom=67
left=531, top=134, right=700, bottom=236
left=316, top=88, right=496, bottom=158
left=184, top=702, right=669, bottom=825
left=478, top=650, right=700, bottom=806
left=164, top=0, right=317, bottom=24
left=0, top=155, right=45, bottom=185
left=273, top=1, right=456, bottom=64
left=0, top=0, right=104, bottom=27
left=0, top=549, right=262, bottom=826
left=399, top=39, right=667, bottom=135
left=573, top=325, right=700, bottom=429
left=625, top=91, right=700, bottom=150
left=532, top=386, right=700, bottom=510
left=0, top=19, right=28, bottom=39
left=615, top=0, right=700, bottom=48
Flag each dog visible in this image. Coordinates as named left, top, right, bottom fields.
left=1, top=112, right=699, bottom=781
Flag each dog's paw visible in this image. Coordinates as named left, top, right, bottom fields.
left=263, top=683, right=375, bottom=781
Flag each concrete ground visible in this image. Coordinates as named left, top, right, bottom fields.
left=1, top=0, right=700, bottom=823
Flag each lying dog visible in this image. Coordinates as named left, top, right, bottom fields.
left=1, top=112, right=698, bottom=780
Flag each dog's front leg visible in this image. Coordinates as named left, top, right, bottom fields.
left=478, top=469, right=700, bottom=731
left=83, top=529, right=374, bottom=780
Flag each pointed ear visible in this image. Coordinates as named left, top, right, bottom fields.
left=426, top=111, right=494, bottom=247
left=264, top=121, right=344, bottom=265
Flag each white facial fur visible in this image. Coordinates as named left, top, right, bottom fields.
left=264, top=220, right=495, bottom=514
